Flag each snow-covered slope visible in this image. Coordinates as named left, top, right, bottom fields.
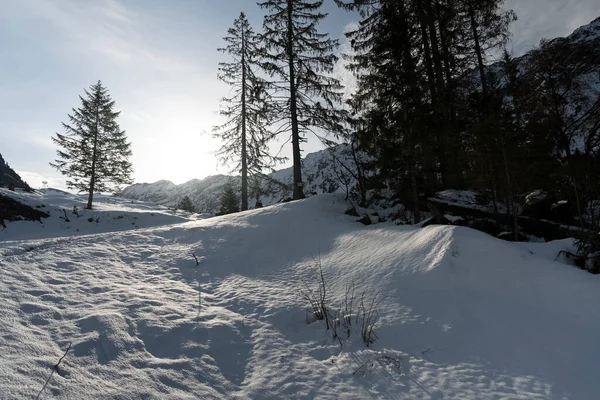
left=119, top=144, right=356, bottom=214
left=0, top=188, right=200, bottom=241
left=1, top=193, right=599, bottom=399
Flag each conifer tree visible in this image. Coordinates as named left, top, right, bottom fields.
left=50, top=81, right=132, bottom=209
left=338, top=0, right=427, bottom=222
left=337, top=0, right=516, bottom=220
left=214, top=12, right=280, bottom=211
left=219, top=180, right=240, bottom=215
left=258, top=0, right=344, bottom=200
left=178, top=195, right=195, bottom=213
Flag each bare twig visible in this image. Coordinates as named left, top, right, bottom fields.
left=299, top=258, right=331, bottom=331
left=342, top=281, right=356, bottom=339
left=421, top=345, right=443, bottom=359
left=59, top=209, right=70, bottom=222
left=359, top=290, right=382, bottom=346
left=54, top=343, right=71, bottom=369
left=352, top=358, right=374, bottom=376
left=191, top=253, right=200, bottom=266
left=35, top=342, right=72, bottom=400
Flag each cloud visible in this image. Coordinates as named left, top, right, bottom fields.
left=8, top=0, right=197, bottom=75
left=505, top=0, right=599, bottom=55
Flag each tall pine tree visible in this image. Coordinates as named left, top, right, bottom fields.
left=213, top=12, right=279, bottom=211
left=50, top=81, right=132, bottom=209
left=259, top=0, right=344, bottom=200
left=339, top=0, right=427, bottom=222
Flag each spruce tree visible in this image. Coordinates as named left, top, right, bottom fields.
left=337, top=0, right=516, bottom=220
left=339, top=0, right=427, bottom=222
left=214, top=12, right=280, bottom=211
left=50, top=81, right=133, bottom=209
left=178, top=195, right=195, bottom=213
left=219, top=180, right=240, bottom=215
left=258, top=0, right=344, bottom=200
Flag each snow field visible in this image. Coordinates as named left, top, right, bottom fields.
left=1, top=193, right=599, bottom=399
left=0, top=188, right=199, bottom=241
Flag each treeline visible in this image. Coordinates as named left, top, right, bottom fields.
left=214, top=1, right=600, bottom=238
left=339, top=0, right=600, bottom=238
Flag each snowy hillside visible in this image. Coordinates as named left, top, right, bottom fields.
left=0, top=188, right=201, bottom=241
left=1, top=191, right=599, bottom=399
left=119, top=144, right=356, bottom=213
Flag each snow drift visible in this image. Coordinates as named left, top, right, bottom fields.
left=1, top=193, right=599, bottom=399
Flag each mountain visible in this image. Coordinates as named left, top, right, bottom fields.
left=0, top=153, right=30, bottom=190
left=568, top=15, right=600, bottom=43
left=119, top=144, right=356, bottom=214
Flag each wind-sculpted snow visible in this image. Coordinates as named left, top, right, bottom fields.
left=1, top=194, right=599, bottom=399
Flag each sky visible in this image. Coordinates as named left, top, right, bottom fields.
left=1, top=0, right=598, bottom=190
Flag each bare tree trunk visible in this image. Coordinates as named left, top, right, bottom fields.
left=87, top=102, right=100, bottom=210
left=240, top=27, right=249, bottom=211
left=286, top=0, right=305, bottom=200
left=572, top=178, right=585, bottom=230
left=468, top=0, right=488, bottom=98
left=417, top=3, right=438, bottom=106
left=351, top=140, right=367, bottom=207
left=400, top=0, right=421, bottom=223
left=424, top=0, right=447, bottom=117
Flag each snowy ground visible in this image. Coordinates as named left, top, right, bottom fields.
left=1, top=192, right=599, bottom=399
left=0, top=188, right=200, bottom=241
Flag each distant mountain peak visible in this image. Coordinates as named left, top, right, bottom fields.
left=569, top=16, right=600, bottom=43
left=119, top=144, right=354, bottom=214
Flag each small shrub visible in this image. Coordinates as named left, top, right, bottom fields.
left=358, top=291, right=382, bottom=346
left=300, top=263, right=382, bottom=347
left=300, top=262, right=330, bottom=330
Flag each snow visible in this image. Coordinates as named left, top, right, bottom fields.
left=0, top=188, right=200, bottom=241
left=430, top=189, right=506, bottom=213
left=526, top=189, right=549, bottom=206
left=518, top=238, right=577, bottom=262
left=1, top=191, right=600, bottom=399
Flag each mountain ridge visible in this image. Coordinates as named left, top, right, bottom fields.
left=0, top=153, right=30, bottom=190
left=119, top=145, right=355, bottom=214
